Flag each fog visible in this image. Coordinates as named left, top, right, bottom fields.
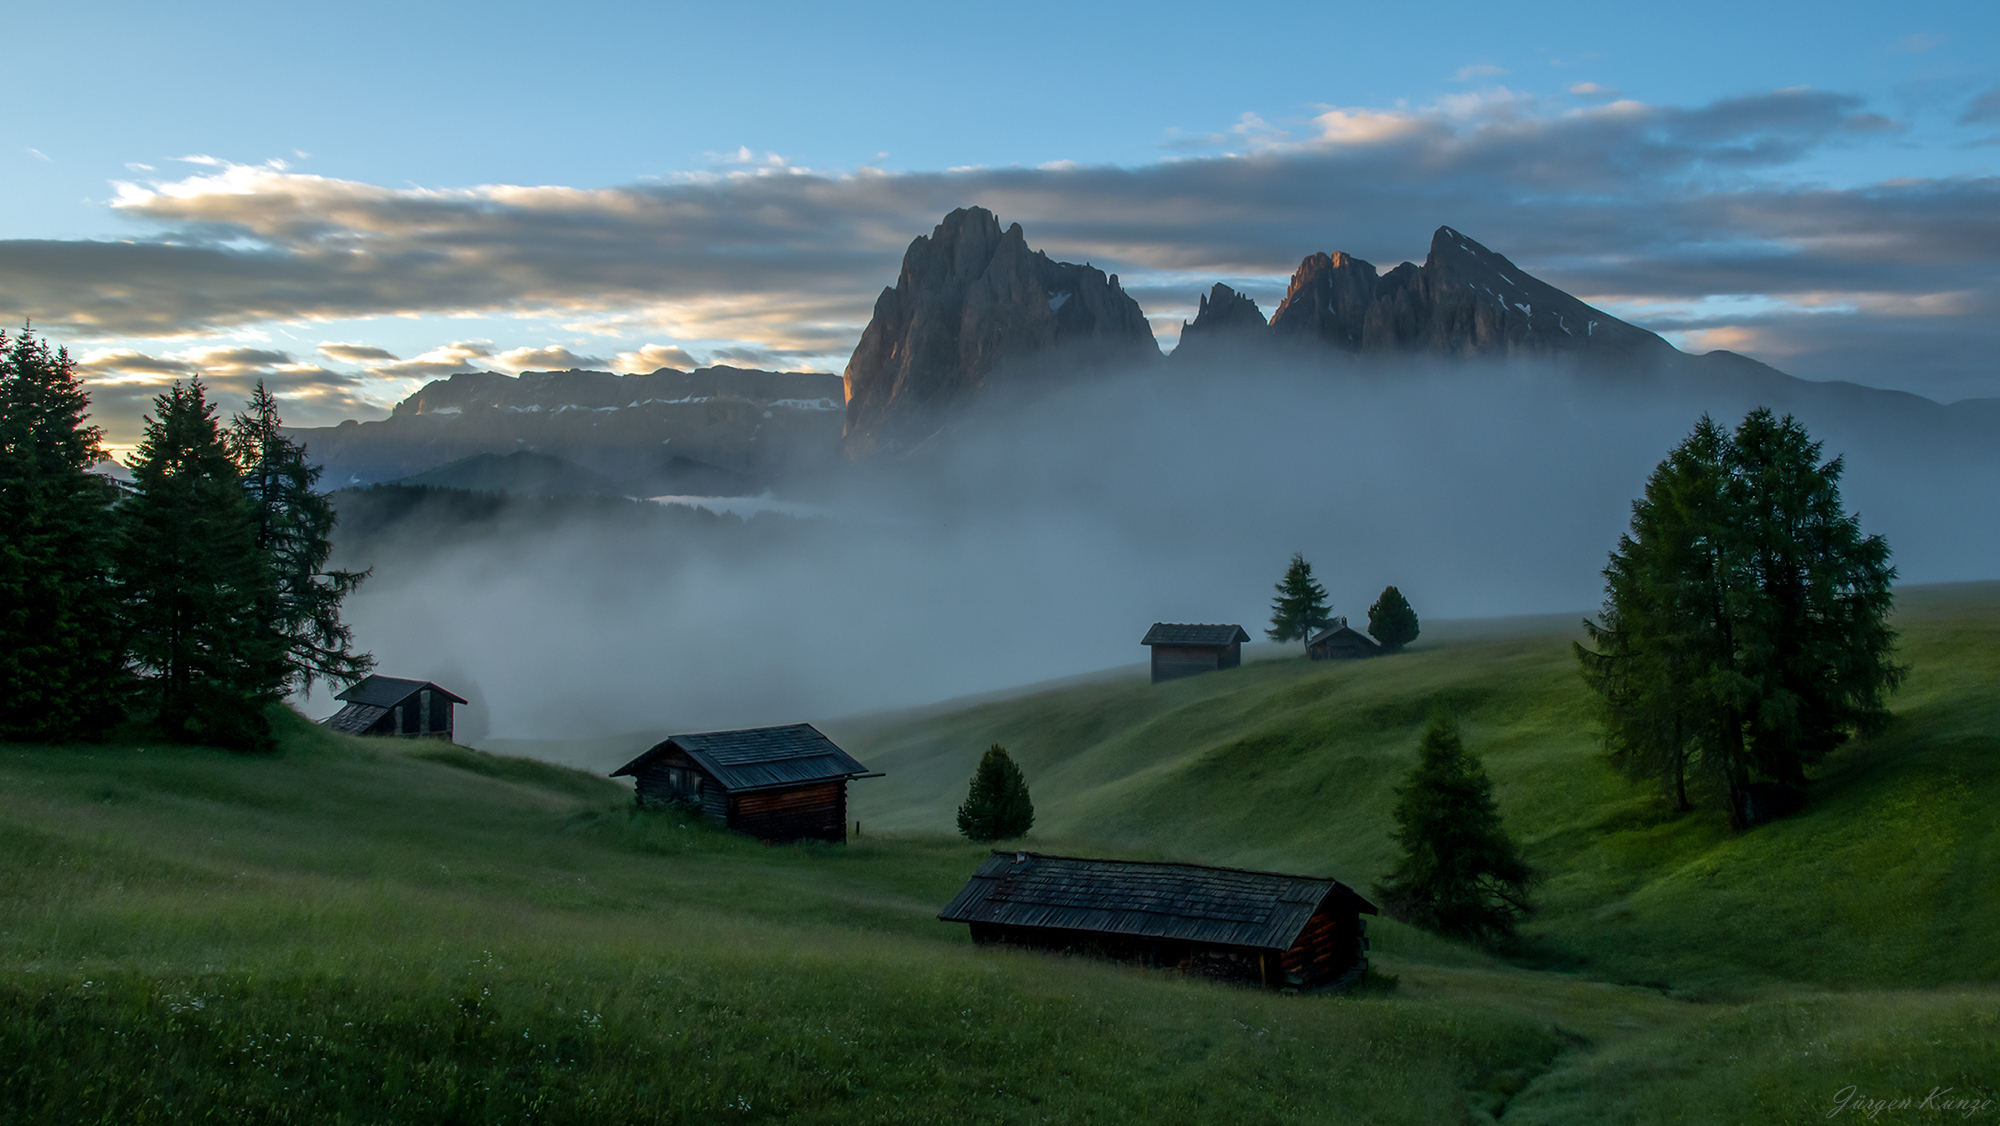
left=309, top=355, right=2000, bottom=743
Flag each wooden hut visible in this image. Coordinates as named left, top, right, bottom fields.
left=1307, top=617, right=1382, bottom=660
left=324, top=675, right=467, bottom=741
left=938, top=852, right=1378, bottom=990
left=1140, top=623, right=1250, bottom=684
left=611, top=723, right=877, bottom=843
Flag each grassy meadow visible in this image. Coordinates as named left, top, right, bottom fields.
left=3, top=583, right=1997, bottom=1122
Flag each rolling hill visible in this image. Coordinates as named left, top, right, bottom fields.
left=1, top=583, right=1994, bottom=1122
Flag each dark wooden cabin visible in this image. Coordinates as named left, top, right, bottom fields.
left=324, top=675, right=467, bottom=741
left=938, top=852, right=1378, bottom=991
left=1307, top=618, right=1382, bottom=660
left=611, top=723, right=877, bottom=843
left=1140, top=623, right=1250, bottom=684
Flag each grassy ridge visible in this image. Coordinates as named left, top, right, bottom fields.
left=837, top=583, right=2000, bottom=991
left=2, top=584, right=1996, bottom=1122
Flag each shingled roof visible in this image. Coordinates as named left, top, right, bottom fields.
left=938, top=852, right=1377, bottom=952
left=1140, top=623, right=1250, bottom=647
left=334, top=675, right=468, bottom=709
left=611, top=723, right=870, bottom=792
left=323, top=703, right=391, bottom=734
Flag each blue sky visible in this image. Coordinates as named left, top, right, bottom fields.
left=6, top=0, right=1997, bottom=444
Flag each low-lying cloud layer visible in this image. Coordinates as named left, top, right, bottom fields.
left=9, top=84, right=2000, bottom=431
left=327, top=356, right=2000, bottom=743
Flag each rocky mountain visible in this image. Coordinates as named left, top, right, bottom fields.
left=290, top=366, right=843, bottom=491
left=840, top=207, right=1159, bottom=458
left=1252, top=226, right=1673, bottom=362
left=1173, top=284, right=1270, bottom=358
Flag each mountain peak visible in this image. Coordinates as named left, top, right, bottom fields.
left=840, top=208, right=1160, bottom=459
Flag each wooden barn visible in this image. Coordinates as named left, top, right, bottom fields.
left=1140, top=623, right=1250, bottom=684
left=323, top=675, right=467, bottom=741
left=937, top=852, right=1378, bottom=991
left=611, top=723, right=877, bottom=843
left=1307, top=618, right=1383, bottom=660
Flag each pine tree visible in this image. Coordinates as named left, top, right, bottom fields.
left=226, top=381, right=373, bottom=693
left=0, top=328, right=126, bottom=741
left=116, top=379, right=288, bottom=750
left=1266, top=552, right=1332, bottom=652
left=956, top=744, right=1035, bottom=841
left=1373, top=714, right=1532, bottom=943
left=1367, top=586, right=1420, bottom=653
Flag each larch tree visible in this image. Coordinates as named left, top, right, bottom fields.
left=1266, top=553, right=1332, bottom=652
left=0, top=328, right=126, bottom=741
left=1577, top=409, right=1903, bottom=826
left=226, top=381, right=374, bottom=693
left=117, top=379, right=288, bottom=750
left=1373, top=713, right=1532, bottom=944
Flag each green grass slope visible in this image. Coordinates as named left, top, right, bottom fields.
left=837, top=583, right=2000, bottom=994
left=2, top=583, right=1995, bottom=1123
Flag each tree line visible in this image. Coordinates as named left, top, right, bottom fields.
left=0, top=329, right=372, bottom=750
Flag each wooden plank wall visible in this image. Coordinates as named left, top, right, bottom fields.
left=1279, top=905, right=1363, bottom=989
left=728, top=780, right=847, bottom=842
left=1151, top=646, right=1222, bottom=683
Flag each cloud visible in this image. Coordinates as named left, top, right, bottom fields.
left=1452, top=64, right=1509, bottom=81
left=27, top=148, right=50, bottom=163
left=612, top=343, right=698, bottom=373
left=364, top=342, right=494, bottom=381
left=0, top=86, right=1992, bottom=406
left=319, top=342, right=400, bottom=363
left=1569, top=82, right=1620, bottom=99
left=1896, top=32, right=1946, bottom=52
left=1963, top=87, right=2000, bottom=125
left=74, top=344, right=384, bottom=440
left=489, top=344, right=607, bottom=372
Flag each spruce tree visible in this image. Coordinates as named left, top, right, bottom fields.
left=0, top=328, right=126, bottom=741
left=117, top=379, right=288, bottom=750
left=1266, top=553, right=1332, bottom=652
left=226, top=381, right=374, bottom=692
left=1367, top=586, right=1420, bottom=653
left=956, top=744, right=1035, bottom=841
left=1373, top=714, right=1532, bottom=943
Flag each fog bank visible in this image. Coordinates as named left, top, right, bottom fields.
left=313, top=357, right=2000, bottom=741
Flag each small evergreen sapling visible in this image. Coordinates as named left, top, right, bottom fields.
left=1367, top=586, right=1420, bottom=653
left=1266, top=553, right=1332, bottom=652
left=1373, top=714, right=1532, bottom=944
left=956, top=744, right=1035, bottom=841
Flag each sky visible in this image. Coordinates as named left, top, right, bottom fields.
left=6, top=0, right=1998, bottom=447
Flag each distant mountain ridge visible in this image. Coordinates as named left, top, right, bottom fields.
left=837, top=212, right=2000, bottom=459
left=290, top=365, right=843, bottom=489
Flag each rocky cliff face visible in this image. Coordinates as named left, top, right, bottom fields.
left=1173, top=283, right=1270, bottom=357
left=1205, top=226, right=1675, bottom=364
left=841, top=207, right=1159, bottom=458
